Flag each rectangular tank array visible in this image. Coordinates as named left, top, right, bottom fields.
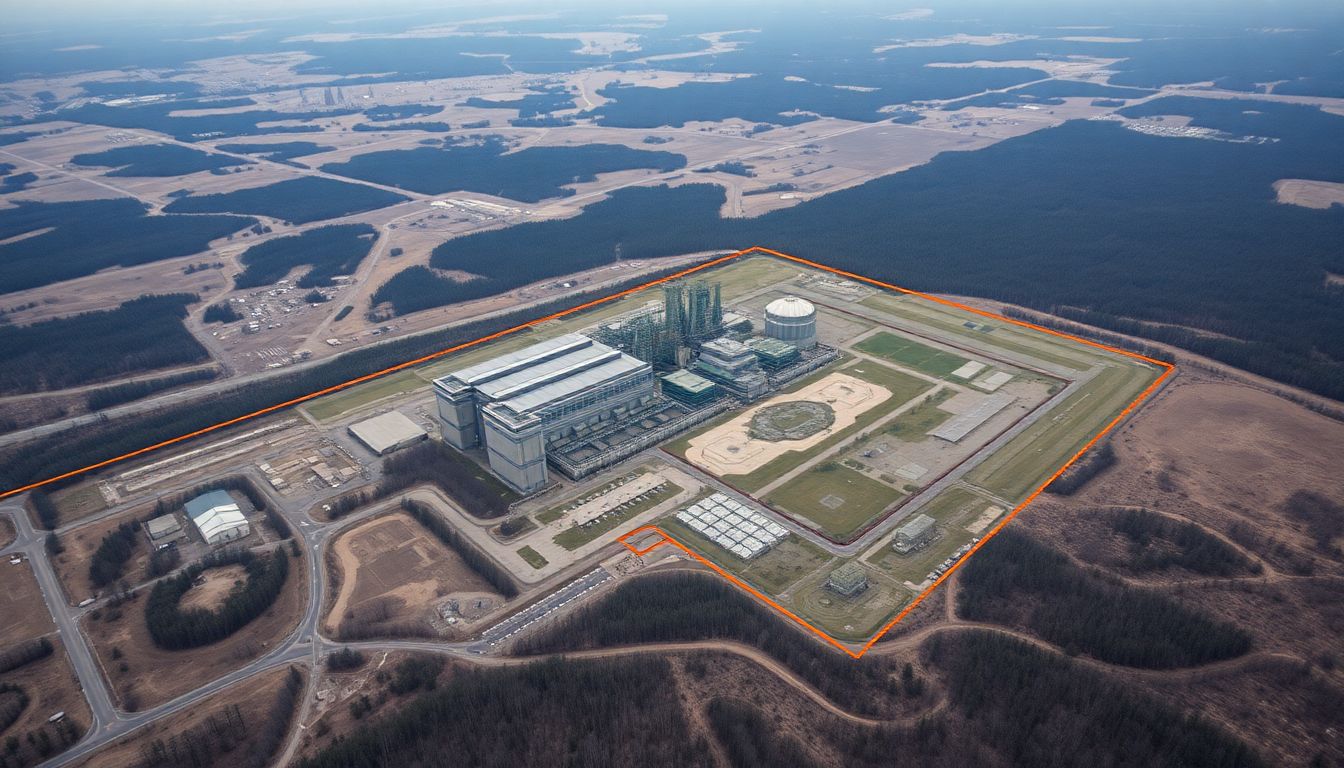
left=676, top=492, right=788, bottom=559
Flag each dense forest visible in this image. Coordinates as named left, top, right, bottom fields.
left=233, top=224, right=377, bottom=289
left=42, top=98, right=358, bottom=142
left=327, top=439, right=518, bottom=522
left=320, top=135, right=685, bottom=202
left=957, top=528, right=1252, bottom=668
left=350, top=122, right=453, bottom=133
left=214, top=142, right=334, bottom=163
left=68, top=144, right=250, bottom=177
left=385, top=103, right=1344, bottom=399
left=362, top=104, right=442, bottom=121
left=0, top=172, right=37, bottom=194
left=0, top=262, right=693, bottom=492
left=143, top=546, right=290, bottom=649
left=1281, top=490, right=1344, bottom=556
left=461, top=86, right=575, bottom=117
left=1107, top=507, right=1261, bottom=577
left=86, top=368, right=217, bottom=411
left=518, top=571, right=902, bottom=717
left=296, top=656, right=714, bottom=768
left=163, top=177, right=407, bottom=225
left=0, top=294, right=207, bottom=395
left=0, top=199, right=252, bottom=293
left=88, top=520, right=141, bottom=588
left=0, top=638, right=52, bottom=675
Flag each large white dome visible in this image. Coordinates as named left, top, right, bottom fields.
left=765, top=296, right=816, bottom=319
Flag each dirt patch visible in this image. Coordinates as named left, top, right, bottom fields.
left=0, top=560, right=55, bottom=646
left=49, top=505, right=152, bottom=606
left=81, top=548, right=307, bottom=712
left=179, top=564, right=248, bottom=612
left=1273, top=178, right=1344, bottom=210
left=70, top=664, right=304, bottom=768
left=0, top=512, right=14, bottom=549
left=325, top=512, right=500, bottom=639
left=0, top=638, right=93, bottom=766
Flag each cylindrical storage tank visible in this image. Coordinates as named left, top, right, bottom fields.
left=764, top=296, right=817, bottom=349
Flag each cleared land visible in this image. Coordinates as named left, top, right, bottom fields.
left=767, top=464, right=902, bottom=540
left=80, top=549, right=307, bottom=711
left=325, top=512, right=502, bottom=639
left=0, top=560, right=55, bottom=646
left=0, top=638, right=92, bottom=766
left=854, top=332, right=969, bottom=378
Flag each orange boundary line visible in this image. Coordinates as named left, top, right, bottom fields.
left=3, top=247, right=1174, bottom=659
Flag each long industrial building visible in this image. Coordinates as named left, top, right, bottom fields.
left=433, top=334, right=655, bottom=493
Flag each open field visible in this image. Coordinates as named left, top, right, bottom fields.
left=866, top=484, right=1003, bottom=584
left=766, top=464, right=902, bottom=540
left=516, top=546, right=548, bottom=569
left=853, top=331, right=970, bottom=379
left=787, top=564, right=911, bottom=641
left=0, top=511, right=13, bottom=549
left=80, top=549, right=307, bottom=711
left=0, top=638, right=92, bottom=766
left=967, top=361, right=1162, bottom=502
left=46, top=482, right=109, bottom=527
left=0, top=560, right=55, bottom=646
left=659, top=515, right=835, bottom=595
left=325, top=511, right=502, bottom=639
left=302, top=369, right=424, bottom=423
left=70, top=664, right=303, bottom=768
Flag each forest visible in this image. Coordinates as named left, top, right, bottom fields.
left=0, top=199, right=252, bottom=293
left=0, top=172, right=37, bottom=194
left=143, top=546, right=290, bottom=650
left=389, top=104, right=1344, bottom=399
left=163, top=177, right=407, bottom=225
left=0, top=294, right=207, bottom=395
left=43, top=98, right=358, bottom=142
left=86, top=368, right=217, bottom=411
left=296, top=656, right=714, bottom=768
left=327, top=440, right=519, bottom=522
left=956, top=528, right=1253, bottom=668
left=320, top=135, right=685, bottom=203
left=350, top=122, right=452, bottom=133
left=214, top=142, right=334, bottom=163
left=0, top=263, right=691, bottom=492
left=518, top=571, right=902, bottom=717
left=1107, top=507, right=1261, bottom=577
left=233, top=224, right=378, bottom=289
left=362, top=104, right=442, bottom=121
left=461, top=86, right=575, bottom=117
left=68, top=144, right=250, bottom=177
left=88, top=520, right=141, bottom=588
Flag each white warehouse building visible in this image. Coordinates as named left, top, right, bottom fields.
left=185, top=490, right=250, bottom=545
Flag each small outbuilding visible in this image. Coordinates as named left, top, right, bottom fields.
left=892, top=513, right=937, bottom=554
left=348, top=410, right=428, bottom=456
left=826, top=562, right=870, bottom=597
left=145, top=514, right=181, bottom=541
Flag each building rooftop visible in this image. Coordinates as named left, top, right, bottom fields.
left=661, top=369, right=716, bottom=393
left=185, top=490, right=238, bottom=521
left=745, top=337, right=798, bottom=357
left=349, top=410, right=427, bottom=453
left=765, top=296, right=816, bottom=319
left=443, top=333, right=594, bottom=388
left=828, top=562, right=868, bottom=589
left=896, top=513, right=936, bottom=538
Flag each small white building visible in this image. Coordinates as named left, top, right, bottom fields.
left=185, top=490, right=250, bottom=545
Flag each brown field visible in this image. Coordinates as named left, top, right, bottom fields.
left=0, top=512, right=14, bottom=549
left=49, top=505, right=154, bottom=606
left=325, top=512, right=501, bottom=639
left=179, top=564, right=248, bottom=611
left=80, top=549, right=307, bottom=711
left=1274, top=178, right=1344, bottom=210
left=69, top=663, right=305, bottom=768
left=0, top=638, right=93, bottom=766
left=0, top=559, right=55, bottom=646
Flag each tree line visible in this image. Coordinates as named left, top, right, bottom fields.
left=399, top=498, right=518, bottom=598
left=86, top=368, right=218, bottom=412
left=144, top=547, right=289, bottom=650
left=0, top=638, right=51, bottom=675
left=957, top=528, right=1253, bottom=668
left=296, top=656, right=713, bottom=768
left=0, top=266, right=692, bottom=493
left=516, top=571, right=902, bottom=717
left=1108, top=507, right=1260, bottom=577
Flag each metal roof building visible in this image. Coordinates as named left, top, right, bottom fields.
left=826, top=562, right=870, bottom=597
left=892, top=513, right=937, bottom=554
left=185, top=490, right=250, bottom=545
left=348, top=410, right=428, bottom=455
left=433, top=334, right=655, bottom=493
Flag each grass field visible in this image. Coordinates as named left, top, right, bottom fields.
left=660, top=515, right=834, bottom=595
left=866, top=485, right=1000, bottom=583
left=552, top=481, right=682, bottom=551
left=788, top=566, right=911, bottom=640
left=854, top=331, right=969, bottom=378
left=880, top=387, right=955, bottom=441
left=966, top=361, right=1160, bottom=502
left=303, top=369, right=424, bottom=422
left=859, top=293, right=1102, bottom=372
left=766, top=464, right=902, bottom=539
left=517, top=546, right=548, bottom=569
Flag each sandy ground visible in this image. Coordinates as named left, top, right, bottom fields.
left=685, top=373, right=891, bottom=477
left=179, top=564, right=248, bottom=611
left=1274, top=178, right=1344, bottom=209
left=325, top=512, right=499, bottom=636
left=0, top=560, right=55, bottom=647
